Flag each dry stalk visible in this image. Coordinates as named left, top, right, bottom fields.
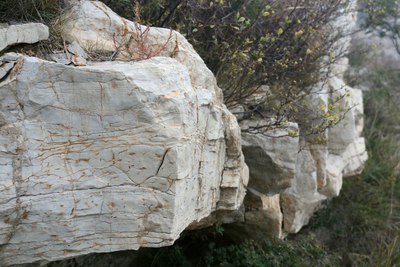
left=112, top=0, right=175, bottom=61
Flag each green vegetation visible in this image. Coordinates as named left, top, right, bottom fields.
left=0, top=0, right=63, bottom=23
left=46, top=230, right=342, bottom=267
left=308, top=55, right=400, bottom=266
left=204, top=238, right=341, bottom=267
left=360, top=0, right=400, bottom=53
left=0, top=0, right=350, bottom=136
left=107, top=0, right=348, bottom=136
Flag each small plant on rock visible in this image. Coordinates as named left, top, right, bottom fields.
left=111, top=0, right=175, bottom=61
left=105, top=0, right=351, bottom=137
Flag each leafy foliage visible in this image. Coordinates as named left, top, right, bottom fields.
left=103, top=0, right=349, bottom=136
left=360, top=0, right=400, bottom=54
left=0, top=0, right=351, bottom=136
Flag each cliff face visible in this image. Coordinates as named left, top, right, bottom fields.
left=0, top=1, right=366, bottom=265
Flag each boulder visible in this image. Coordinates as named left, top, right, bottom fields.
left=0, top=23, right=49, bottom=53
left=280, top=85, right=367, bottom=233
left=280, top=141, right=327, bottom=233
left=59, top=0, right=223, bottom=102
left=243, top=189, right=283, bottom=239
left=0, top=52, right=247, bottom=266
left=0, top=2, right=249, bottom=265
left=241, top=120, right=299, bottom=195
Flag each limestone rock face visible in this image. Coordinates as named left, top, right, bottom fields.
left=0, top=51, right=247, bottom=267
left=0, top=23, right=49, bottom=53
left=0, top=0, right=368, bottom=264
left=243, top=189, right=283, bottom=239
left=240, top=86, right=367, bottom=236
left=238, top=0, right=367, bottom=235
left=241, top=121, right=299, bottom=195
left=0, top=3, right=248, bottom=265
left=58, top=0, right=248, bottom=222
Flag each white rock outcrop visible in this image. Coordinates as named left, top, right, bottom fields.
left=0, top=0, right=368, bottom=265
left=0, top=2, right=248, bottom=265
left=0, top=54, right=247, bottom=266
left=0, top=23, right=49, bottom=53
left=282, top=1, right=367, bottom=233
left=239, top=0, right=368, bottom=235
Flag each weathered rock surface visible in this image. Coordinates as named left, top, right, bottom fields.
left=67, top=41, right=88, bottom=66
left=0, top=54, right=247, bottom=266
left=240, top=88, right=367, bottom=236
left=0, top=40, right=247, bottom=267
left=281, top=85, right=367, bottom=233
left=59, top=0, right=248, bottom=222
left=0, top=3, right=249, bottom=265
left=60, top=0, right=223, bottom=102
left=238, top=0, right=368, bottom=235
left=0, top=23, right=49, bottom=53
left=241, top=121, right=299, bottom=195
left=243, top=189, right=283, bottom=239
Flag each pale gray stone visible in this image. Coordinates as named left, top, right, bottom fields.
left=0, top=52, right=20, bottom=62
left=0, top=55, right=248, bottom=266
left=59, top=0, right=247, bottom=224
left=241, top=120, right=299, bottom=194
left=241, top=0, right=367, bottom=234
left=281, top=191, right=325, bottom=233
left=67, top=41, right=87, bottom=59
left=0, top=62, right=14, bottom=79
left=49, top=53, right=71, bottom=65
left=244, top=189, right=283, bottom=239
left=60, top=0, right=223, bottom=102
left=67, top=41, right=88, bottom=66
left=0, top=23, right=49, bottom=53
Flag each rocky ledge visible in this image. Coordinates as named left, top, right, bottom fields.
left=0, top=1, right=367, bottom=266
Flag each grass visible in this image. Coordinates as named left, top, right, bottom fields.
left=0, top=0, right=63, bottom=23
left=29, top=26, right=400, bottom=267
left=304, top=48, right=400, bottom=266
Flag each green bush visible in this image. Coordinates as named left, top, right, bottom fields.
left=359, top=0, right=400, bottom=53
left=102, top=0, right=348, bottom=136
